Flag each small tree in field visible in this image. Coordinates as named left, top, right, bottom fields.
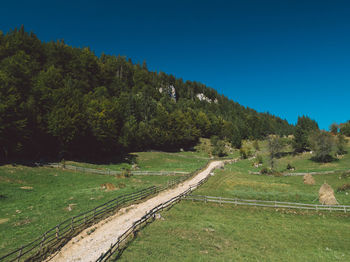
left=329, top=123, right=339, bottom=135
left=212, top=140, right=227, bottom=157
left=253, top=140, right=260, bottom=151
left=309, top=131, right=335, bottom=162
left=336, top=134, right=347, bottom=155
left=267, top=136, right=284, bottom=170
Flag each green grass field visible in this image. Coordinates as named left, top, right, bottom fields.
left=242, top=139, right=350, bottom=174
left=195, top=159, right=350, bottom=205
left=119, top=201, right=350, bottom=262
left=0, top=149, right=213, bottom=256
left=0, top=165, right=176, bottom=255
left=66, top=151, right=210, bottom=172
left=118, top=139, right=350, bottom=261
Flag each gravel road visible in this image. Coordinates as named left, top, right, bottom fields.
left=47, top=160, right=225, bottom=262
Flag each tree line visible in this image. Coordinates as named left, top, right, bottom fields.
left=0, top=27, right=294, bottom=162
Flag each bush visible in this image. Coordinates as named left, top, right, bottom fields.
left=240, top=148, right=247, bottom=159
left=260, top=167, right=272, bottom=175
left=253, top=140, right=260, bottom=151
left=286, top=163, right=295, bottom=170
left=336, top=134, right=347, bottom=155
left=337, top=183, right=350, bottom=192
left=256, top=155, right=263, bottom=164
left=239, top=147, right=252, bottom=159
left=341, top=172, right=350, bottom=179
left=212, top=140, right=227, bottom=157
left=122, top=169, right=133, bottom=178
left=309, top=131, right=335, bottom=162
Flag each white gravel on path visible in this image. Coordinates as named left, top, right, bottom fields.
left=47, top=160, right=226, bottom=262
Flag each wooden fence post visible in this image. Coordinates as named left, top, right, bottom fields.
left=56, top=226, right=60, bottom=239
left=40, top=233, right=46, bottom=253
left=17, top=246, right=23, bottom=262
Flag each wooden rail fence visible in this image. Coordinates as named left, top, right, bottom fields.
left=0, top=161, right=211, bottom=262
left=184, top=195, right=350, bottom=212
left=45, top=163, right=189, bottom=176
left=96, top=168, right=213, bottom=261
left=249, top=169, right=350, bottom=177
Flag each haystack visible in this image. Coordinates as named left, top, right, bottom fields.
left=303, top=174, right=315, bottom=185
left=319, top=183, right=338, bottom=205
left=100, top=183, right=116, bottom=191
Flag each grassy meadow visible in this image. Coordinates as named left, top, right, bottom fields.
left=119, top=138, right=350, bottom=261
left=242, top=138, right=350, bottom=174
left=119, top=201, right=350, bottom=262
left=196, top=159, right=350, bottom=205
left=0, top=150, right=212, bottom=256
left=66, top=151, right=210, bottom=173
left=64, top=138, right=239, bottom=173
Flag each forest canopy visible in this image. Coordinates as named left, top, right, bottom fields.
left=0, top=27, right=294, bottom=161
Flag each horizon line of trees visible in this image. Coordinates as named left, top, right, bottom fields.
left=1, top=26, right=295, bottom=162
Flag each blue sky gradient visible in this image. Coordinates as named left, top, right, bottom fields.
left=1, top=0, right=350, bottom=129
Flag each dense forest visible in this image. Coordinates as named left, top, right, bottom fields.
left=0, top=27, right=295, bottom=162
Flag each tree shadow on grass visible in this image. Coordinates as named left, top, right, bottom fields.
left=310, top=155, right=338, bottom=163
left=0, top=152, right=137, bottom=168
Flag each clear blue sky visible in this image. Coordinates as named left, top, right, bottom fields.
left=2, top=0, right=350, bottom=129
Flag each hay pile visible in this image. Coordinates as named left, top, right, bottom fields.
left=303, top=174, right=315, bottom=185
left=100, top=183, right=116, bottom=191
left=319, top=183, right=338, bottom=205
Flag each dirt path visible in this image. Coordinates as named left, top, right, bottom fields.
left=47, top=160, right=226, bottom=262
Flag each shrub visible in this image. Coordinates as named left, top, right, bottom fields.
left=273, top=172, right=283, bottom=177
left=240, top=148, right=247, bottom=159
left=256, top=155, right=263, bottom=164
left=260, top=167, right=272, bottom=175
left=341, top=172, right=350, bottom=179
left=253, top=140, right=260, bottom=151
left=212, top=140, right=227, bottom=157
left=240, top=147, right=252, bottom=159
left=122, top=169, right=133, bottom=178
left=309, top=131, right=335, bottom=162
left=337, top=183, right=350, bottom=192
left=286, top=163, right=295, bottom=170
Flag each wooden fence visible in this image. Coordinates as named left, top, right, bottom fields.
left=248, top=169, right=350, bottom=177
left=0, top=161, right=210, bottom=262
left=96, top=170, right=213, bottom=261
left=45, top=163, right=189, bottom=176
left=184, top=195, right=350, bottom=212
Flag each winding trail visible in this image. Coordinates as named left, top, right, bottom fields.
left=47, top=160, right=227, bottom=262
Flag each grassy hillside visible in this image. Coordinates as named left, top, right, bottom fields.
left=66, top=151, right=211, bottom=173
left=0, top=150, right=211, bottom=256
left=119, top=201, right=350, bottom=262
left=195, top=139, right=350, bottom=205
left=241, top=138, right=350, bottom=173
left=196, top=159, right=350, bottom=205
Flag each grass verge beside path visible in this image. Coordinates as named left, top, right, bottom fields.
left=119, top=201, right=350, bottom=262
left=0, top=165, right=174, bottom=256
left=195, top=159, right=350, bottom=205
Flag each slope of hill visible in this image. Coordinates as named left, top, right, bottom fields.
left=0, top=26, right=294, bottom=161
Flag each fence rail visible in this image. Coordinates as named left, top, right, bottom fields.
left=45, top=163, right=189, bottom=176
left=96, top=165, right=215, bottom=261
left=249, top=169, right=350, bottom=177
left=184, top=195, right=350, bottom=212
left=0, top=160, right=212, bottom=262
